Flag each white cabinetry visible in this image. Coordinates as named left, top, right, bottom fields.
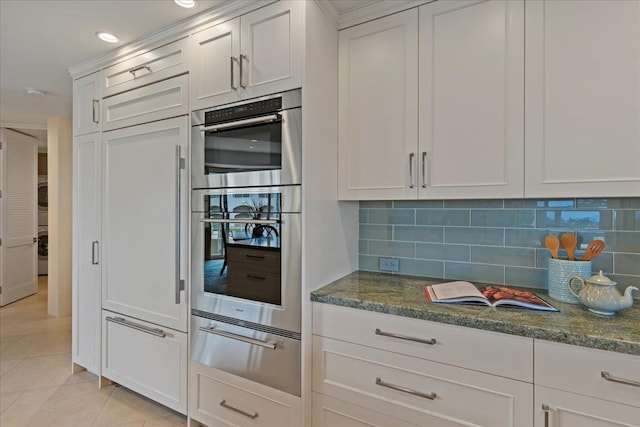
left=534, top=340, right=640, bottom=427
left=525, top=0, right=640, bottom=198
left=312, top=303, right=534, bottom=427
left=189, top=0, right=303, bottom=110
left=72, top=132, right=102, bottom=375
left=418, top=0, right=524, bottom=199
left=190, top=361, right=301, bottom=427
left=337, top=9, right=418, bottom=200
left=101, top=38, right=188, bottom=97
left=101, top=116, right=188, bottom=332
left=338, top=1, right=524, bottom=200
left=102, top=311, right=187, bottom=413
left=73, top=71, right=101, bottom=136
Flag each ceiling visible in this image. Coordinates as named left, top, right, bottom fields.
left=0, top=0, right=374, bottom=149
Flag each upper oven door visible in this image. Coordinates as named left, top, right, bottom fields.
left=191, top=186, right=301, bottom=334
left=191, top=92, right=301, bottom=189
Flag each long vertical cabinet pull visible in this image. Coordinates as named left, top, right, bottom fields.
left=239, top=54, right=248, bottom=89
left=175, top=146, right=185, bottom=304
left=91, top=241, right=99, bottom=265
left=421, top=151, right=429, bottom=188
left=409, top=153, right=415, bottom=188
left=92, top=99, right=99, bottom=124
left=541, top=404, right=550, bottom=427
left=230, top=57, right=238, bottom=90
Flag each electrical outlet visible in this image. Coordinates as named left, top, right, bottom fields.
left=379, top=257, right=399, bottom=272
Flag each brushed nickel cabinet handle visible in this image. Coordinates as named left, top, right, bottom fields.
left=601, top=371, right=640, bottom=387
left=92, top=99, right=99, bottom=124
left=409, top=153, right=415, bottom=188
left=175, top=146, right=185, bottom=304
left=106, top=316, right=166, bottom=338
left=92, top=241, right=99, bottom=265
left=219, top=400, right=258, bottom=419
left=376, top=377, right=436, bottom=400
left=239, top=54, right=247, bottom=89
left=129, top=65, right=151, bottom=77
left=421, top=151, right=429, bottom=188
left=375, top=328, right=436, bottom=345
left=541, top=404, right=550, bottom=427
left=230, top=56, right=238, bottom=90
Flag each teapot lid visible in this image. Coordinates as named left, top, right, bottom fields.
left=587, top=270, right=617, bottom=285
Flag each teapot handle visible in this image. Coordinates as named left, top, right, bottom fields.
left=568, top=276, right=585, bottom=298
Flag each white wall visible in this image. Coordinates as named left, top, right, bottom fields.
left=47, top=116, right=72, bottom=316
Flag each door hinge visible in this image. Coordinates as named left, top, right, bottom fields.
left=179, top=158, right=185, bottom=170
left=0, top=141, right=3, bottom=149
left=179, top=279, right=185, bottom=291
left=0, top=286, right=3, bottom=294
left=0, top=190, right=2, bottom=198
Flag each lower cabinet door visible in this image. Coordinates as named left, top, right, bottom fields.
left=102, top=311, right=187, bottom=414
left=190, top=361, right=301, bottom=427
left=535, top=385, right=640, bottom=427
left=312, top=393, right=421, bottom=427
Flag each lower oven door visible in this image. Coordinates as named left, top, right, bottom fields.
left=191, top=313, right=301, bottom=396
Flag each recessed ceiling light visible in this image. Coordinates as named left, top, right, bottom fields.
left=175, top=0, right=196, bottom=8
left=26, top=87, right=46, bottom=96
left=96, top=32, right=118, bottom=43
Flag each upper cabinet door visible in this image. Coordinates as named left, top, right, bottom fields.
left=338, top=10, right=419, bottom=200
left=240, top=0, right=303, bottom=100
left=189, top=18, right=241, bottom=111
left=525, top=0, right=640, bottom=198
left=73, top=71, right=101, bottom=136
left=419, top=0, right=524, bottom=199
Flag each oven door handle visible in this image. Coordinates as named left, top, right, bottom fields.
left=200, top=218, right=278, bottom=225
left=201, top=114, right=281, bottom=133
left=199, top=326, right=278, bottom=349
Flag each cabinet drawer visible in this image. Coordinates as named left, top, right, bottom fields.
left=313, top=303, right=533, bottom=382
left=190, top=361, right=300, bottom=427
left=102, top=74, right=188, bottom=131
left=102, top=38, right=188, bottom=97
left=313, top=336, right=533, bottom=427
left=227, top=245, right=280, bottom=268
left=535, top=340, right=640, bottom=408
left=312, top=393, right=422, bottom=427
left=101, top=311, right=187, bottom=414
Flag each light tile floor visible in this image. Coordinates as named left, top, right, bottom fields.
left=1, top=277, right=187, bottom=427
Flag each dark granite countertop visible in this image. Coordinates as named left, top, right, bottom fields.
left=310, top=271, right=640, bottom=356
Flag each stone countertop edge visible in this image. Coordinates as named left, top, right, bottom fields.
left=310, top=271, right=640, bottom=357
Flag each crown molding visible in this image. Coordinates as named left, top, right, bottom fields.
left=338, top=0, right=433, bottom=29
left=69, top=0, right=274, bottom=79
left=313, top=1, right=340, bottom=29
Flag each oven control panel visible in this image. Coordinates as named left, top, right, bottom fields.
left=205, top=97, right=282, bottom=125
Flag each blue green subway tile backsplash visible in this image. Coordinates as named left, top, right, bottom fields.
left=358, top=197, right=640, bottom=294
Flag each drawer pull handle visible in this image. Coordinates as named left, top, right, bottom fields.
left=220, top=400, right=258, bottom=419
left=376, top=377, right=436, bottom=400
left=375, top=328, right=436, bottom=345
left=247, top=274, right=266, bottom=281
left=246, top=254, right=265, bottom=259
left=129, top=65, right=151, bottom=77
left=106, top=316, right=166, bottom=338
left=199, top=326, right=277, bottom=349
left=541, top=404, right=550, bottom=427
left=601, top=371, right=640, bottom=388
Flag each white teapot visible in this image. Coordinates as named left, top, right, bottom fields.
left=568, top=271, right=637, bottom=316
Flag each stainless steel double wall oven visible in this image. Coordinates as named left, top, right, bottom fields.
left=190, top=89, right=302, bottom=396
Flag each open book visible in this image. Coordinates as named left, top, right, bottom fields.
left=425, top=281, right=558, bottom=311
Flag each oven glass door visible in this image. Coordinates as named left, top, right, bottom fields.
left=204, top=119, right=282, bottom=175
left=203, top=191, right=282, bottom=305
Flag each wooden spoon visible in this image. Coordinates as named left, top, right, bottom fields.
left=582, top=240, right=605, bottom=261
left=544, top=234, right=560, bottom=259
left=560, top=232, right=577, bottom=261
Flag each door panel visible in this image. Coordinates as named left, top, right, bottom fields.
left=0, top=129, right=37, bottom=306
left=102, top=117, right=188, bottom=331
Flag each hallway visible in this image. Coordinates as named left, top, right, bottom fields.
left=0, top=277, right=187, bottom=426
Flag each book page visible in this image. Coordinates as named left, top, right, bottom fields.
left=430, top=281, right=485, bottom=300
left=479, top=286, right=558, bottom=311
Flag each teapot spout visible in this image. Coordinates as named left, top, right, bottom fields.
left=621, top=286, right=639, bottom=309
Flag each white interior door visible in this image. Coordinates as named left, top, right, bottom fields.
left=0, top=128, right=38, bottom=306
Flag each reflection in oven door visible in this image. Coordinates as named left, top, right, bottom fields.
left=191, top=313, right=301, bottom=396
